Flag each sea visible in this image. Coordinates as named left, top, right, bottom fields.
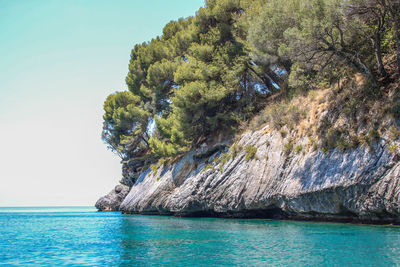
left=0, top=206, right=399, bottom=266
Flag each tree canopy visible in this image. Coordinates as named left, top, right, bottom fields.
left=102, top=0, right=400, bottom=160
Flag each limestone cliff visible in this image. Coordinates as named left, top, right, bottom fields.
left=95, top=184, right=129, bottom=211
left=118, top=125, right=400, bottom=224
left=97, top=89, right=400, bottom=224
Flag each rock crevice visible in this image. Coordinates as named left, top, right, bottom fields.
left=110, top=125, right=400, bottom=224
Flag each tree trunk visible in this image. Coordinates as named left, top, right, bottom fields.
left=282, top=60, right=292, bottom=74
left=387, top=0, right=400, bottom=76
left=394, top=19, right=400, bottom=76
left=374, top=33, right=388, bottom=77
left=140, top=135, right=149, bottom=148
left=337, top=49, right=377, bottom=87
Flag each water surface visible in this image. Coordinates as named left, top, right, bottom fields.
left=0, top=207, right=399, bottom=266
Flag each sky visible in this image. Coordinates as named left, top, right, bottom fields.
left=0, top=0, right=204, bottom=206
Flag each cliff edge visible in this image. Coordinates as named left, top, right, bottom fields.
left=95, top=184, right=129, bottom=211
left=118, top=124, right=400, bottom=224
left=98, top=89, right=400, bottom=224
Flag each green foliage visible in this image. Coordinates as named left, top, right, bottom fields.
left=248, top=0, right=400, bottom=90
left=308, top=137, right=318, bottom=152
left=202, top=163, right=214, bottom=173
left=158, top=158, right=168, bottom=166
left=102, top=91, right=151, bottom=159
left=119, top=0, right=268, bottom=158
left=244, top=145, right=258, bottom=161
left=350, top=135, right=361, bottom=148
left=343, top=97, right=360, bottom=117
left=151, top=157, right=168, bottom=181
left=283, top=139, right=294, bottom=155
left=362, top=79, right=381, bottom=100
left=359, top=129, right=380, bottom=147
left=295, top=144, right=303, bottom=154
left=321, top=128, right=343, bottom=152
left=319, top=128, right=360, bottom=152
left=389, top=126, right=400, bottom=140
left=150, top=164, right=158, bottom=176
left=337, top=138, right=351, bottom=151
left=389, top=143, right=398, bottom=154
left=251, top=101, right=306, bottom=131
left=368, top=129, right=381, bottom=140
left=148, top=137, right=180, bottom=157
left=230, top=143, right=243, bottom=159
left=215, top=152, right=231, bottom=167
left=101, top=0, right=400, bottom=163
left=220, top=152, right=231, bottom=167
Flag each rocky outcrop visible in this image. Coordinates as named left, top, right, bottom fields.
left=121, top=158, right=148, bottom=187
left=95, top=184, right=129, bottom=211
left=119, top=125, right=400, bottom=224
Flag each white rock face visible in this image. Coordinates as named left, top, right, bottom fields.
left=119, top=125, right=400, bottom=223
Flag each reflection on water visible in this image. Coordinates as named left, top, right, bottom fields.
left=118, top=216, right=400, bottom=266
left=0, top=207, right=399, bottom=266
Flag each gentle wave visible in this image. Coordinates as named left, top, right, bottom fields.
left=1, top=208, right=400, bottom=265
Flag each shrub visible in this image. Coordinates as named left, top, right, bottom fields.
left=368, top=129, right=380, bottom=140
left=308, top=90, right=319, bottom=100
left=202, top=164, right=214, bottom=173
left=337, top=138, right=350, bottom=151
left=350, top=135, right=360, bottom=148
left=343, top=98, right=359, bottom=117
left=320, top=128, right=342, bottom=152
left=295, top=144, right=303, bottom=154
left=280, top=128, right=288, bottom=137
left=283, top=139, right=294, bottom=155
left=312, top=143, right=318, bottom=152
left=158, top=158, right=168, bottom=166
left=389, top=126, right=400, bottom=140
left=150, top=164, right=158, bottom=177
left=359, top=129, right=380, bottom=147
left=220, top=153, right=231, bottom=166
left=244, top=145, right=257, bottom=161
left=214, top=152, right=231, bottom=172
left=389, top=143, right=398, bottom=154
left=308, top=136, right=318, bottom=151
left=362, top=79, right=381, bottom=100
left=250, top=101, right=306, bottom=131
left=271, top=104, right=305, bottom=130
left=230, top=143, right=243, bottom=159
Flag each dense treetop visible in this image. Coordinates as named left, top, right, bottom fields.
left=102, top=0, right=400, bottom=160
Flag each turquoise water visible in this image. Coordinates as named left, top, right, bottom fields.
left=1, top=207, right=400, bottom=266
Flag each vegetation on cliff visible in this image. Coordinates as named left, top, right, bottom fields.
left=102, top=0, right=400, bottom=162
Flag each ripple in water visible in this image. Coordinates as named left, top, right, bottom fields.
left=0, top=207, right=399, bottom=266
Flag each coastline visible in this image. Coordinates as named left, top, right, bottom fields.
left=120, top=210, right=400, bottom=226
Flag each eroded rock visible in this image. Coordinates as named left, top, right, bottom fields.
left=118, top=125, right=400, bottom=224
left=95, top=184, right=129, bottom=211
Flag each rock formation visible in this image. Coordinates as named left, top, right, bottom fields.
left=95, top=184, right=129, bottom=211
left=117, top=125, right=400, bottom=224
left=97, top=88, right=400, bottom=224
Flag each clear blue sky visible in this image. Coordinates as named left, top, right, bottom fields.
left=0, top=0, right=204, bottom=206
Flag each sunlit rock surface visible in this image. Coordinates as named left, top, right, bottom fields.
left=119, top=125, right=400, bottom=224
left=95, top=184, right=129, bottom=211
